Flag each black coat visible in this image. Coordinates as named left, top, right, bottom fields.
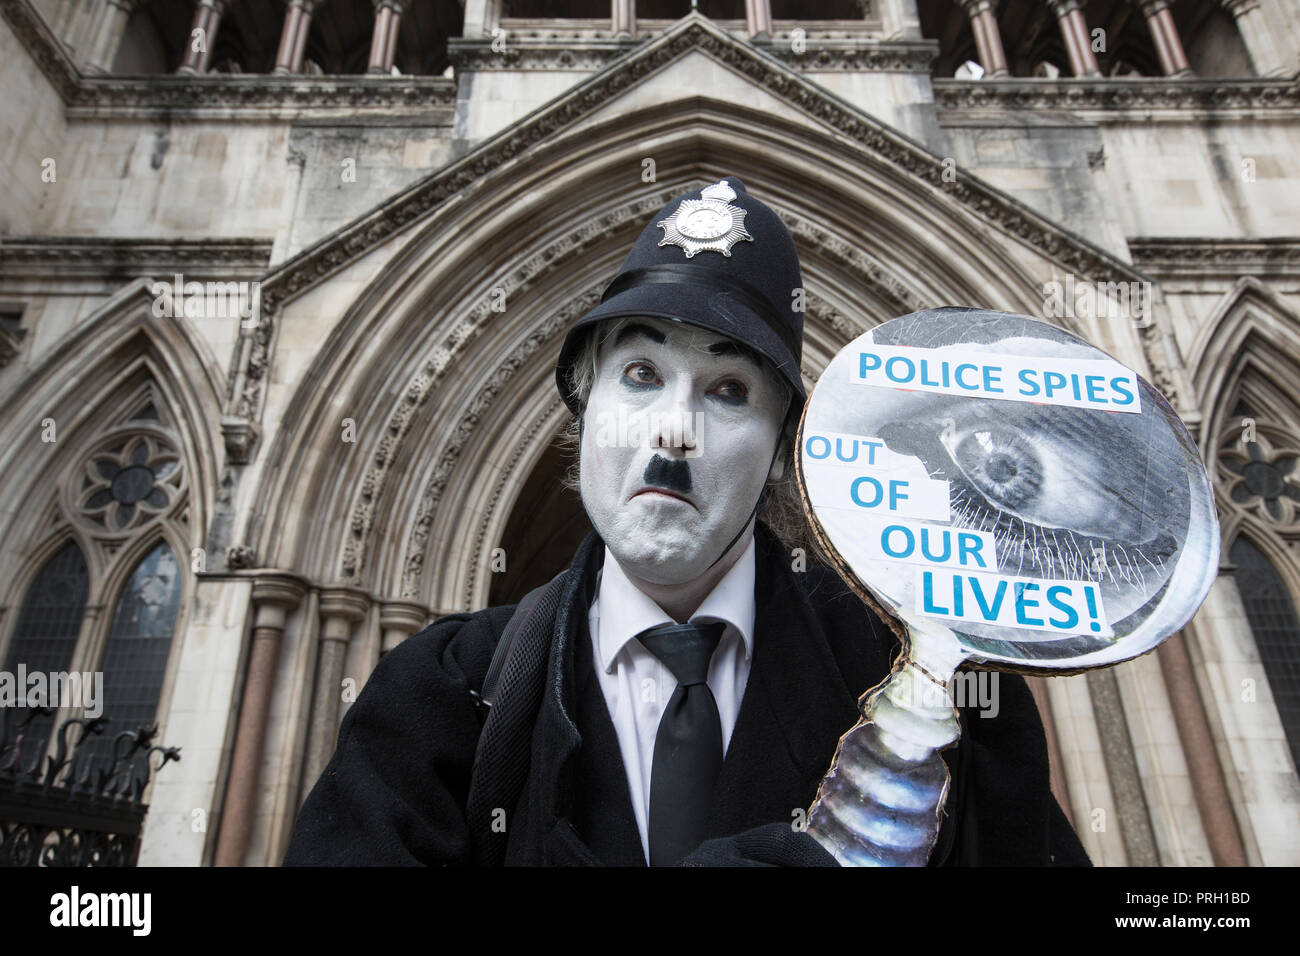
left=283, top=524, right=1091, bottom=866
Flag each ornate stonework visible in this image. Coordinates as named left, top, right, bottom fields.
left=220, top=417, right=260, bottom=466
left=1217, top=419, right=1300, bottom=536
left=780, top=214, right=926, bottom=316
left=235, top=16, right=1163, bottom=483
left=226, top=545, right=258, bottom=570
left=27, top=381, right=198, bottom=581
left=64, top=75, right=457, bottom=121
left=767, top=41, right=938, bottom=72
left=933, top=77, right=1300, bottom=115
left=395, top=286, right=600, bottom=600
left=0, top=0, right=456, bottom=120
left=0, top=0, right=77, bottom=101
left=1130, top=238, right=1300, bottom=279
left=71, top=429, right=183, bottom=537
left=447, top=36, right=938, bottom=74
left=256, top=19, right=1154, bottom=322
left=0, top=237, right=272, bottom=278
left=448, top=37, right=637, bottom=72
left=459, top=395, right=566, bottom=609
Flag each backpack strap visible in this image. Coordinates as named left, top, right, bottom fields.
left=465, top=570, right=569, bottom=865
left=470, top=574, right=561, bottom=722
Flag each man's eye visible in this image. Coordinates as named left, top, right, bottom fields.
left=623, top=363, right=659, bottom=386
left=711, top=379, right=748, bottom=402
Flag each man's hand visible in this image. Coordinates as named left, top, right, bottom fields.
left=676, top=823, right=840, bottom=867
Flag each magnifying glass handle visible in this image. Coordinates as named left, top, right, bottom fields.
left=805, top=619, right=966, bottom=866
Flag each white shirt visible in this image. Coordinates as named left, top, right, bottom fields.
left=587, top=536, right=756, bottom=864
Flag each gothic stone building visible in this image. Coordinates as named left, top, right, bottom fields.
left=1, top=0, right=1298, bottom=867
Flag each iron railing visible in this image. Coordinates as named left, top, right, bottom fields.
left=0, top=707, right=180, bottom=866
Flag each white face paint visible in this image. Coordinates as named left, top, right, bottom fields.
left=579, top=315, right=789, bottom=585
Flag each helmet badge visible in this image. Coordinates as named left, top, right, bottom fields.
left=656, top=180, right=754, bottom=258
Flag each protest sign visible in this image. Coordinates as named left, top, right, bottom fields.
left=797, top=307, right=1218, bottom=671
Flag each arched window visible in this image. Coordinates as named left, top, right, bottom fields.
left=77, top=543, right=184, bottom=778
left=1229, top=536, right=1300, bottom=774
left=1212, top=364, right=1300, bottom=777
left=112, top=1, right=190, bottom=73
left=1, top=378, right=192, bottom=785
left=303, top=0, right=378, bottom=75
left=1177, top=4, right=1256, bottom=78
left=1, top=542, right=89, bottom=756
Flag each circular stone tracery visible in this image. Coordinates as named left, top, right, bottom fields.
left=76, top=433, right=184, bottom=533
left=1217, top=423, right=1300, bottom=527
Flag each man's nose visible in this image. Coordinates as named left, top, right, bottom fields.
left=649, top=379, right=701, bottom=457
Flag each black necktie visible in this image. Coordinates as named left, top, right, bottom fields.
left=637, top=620, right=727, bottom=867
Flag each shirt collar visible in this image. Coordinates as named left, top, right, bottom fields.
left=593, top=535, right=757, bottom=674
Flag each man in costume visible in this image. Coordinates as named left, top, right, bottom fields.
left=284, top=177, right=1090, bottom=866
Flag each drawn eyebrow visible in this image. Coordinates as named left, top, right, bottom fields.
left=607, top=321, right=764, bottom=372
left=706, top=338, right=764, bottom=370
left=611, top=322, right=667, bottom=349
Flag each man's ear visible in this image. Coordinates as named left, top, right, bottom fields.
left=768, top=435, right=788, bottom=482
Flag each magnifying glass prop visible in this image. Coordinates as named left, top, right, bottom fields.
left=795, top=307, right=1220, bottom=866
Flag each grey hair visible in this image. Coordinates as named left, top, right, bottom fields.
left=558, top=319, right=822, bottom=562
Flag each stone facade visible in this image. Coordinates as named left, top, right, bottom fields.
left=0, top=0, right=1297, bottom=866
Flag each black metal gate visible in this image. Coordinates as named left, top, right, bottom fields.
left=0, top=708, right=180, bottom=866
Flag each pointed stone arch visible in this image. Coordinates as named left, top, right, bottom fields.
left=248, top=87, right=1150, bottom=612
left=1191, top=276, right=1300, bottom=447
left=0, top=278, right=224, bottom=615
left=1191, top=278, right=1300, bottom=603
left=0, top=280, right=220, bottom=779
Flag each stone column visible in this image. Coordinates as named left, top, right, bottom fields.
left=1221, top=0, right=1290, bottom=77
left=367, top=0, right=405, bottom=75
left=273, top=0, right=318, bottom=74
left=300, top=588, right=370, bottom=790
left=1087, top=668, right=1161, bottom=864
left=463, top=0, right=491, bottom=39
left=177, top=0, right=227, bottom=74
left=611, top=0, right=636, bottom=38
left=84, top=0, right=139, bottom=73
left=1156, top=632, right=1249, bottom=865
left=1025, top=675, right=1075, bottom=827
left=745, top=0, right=773, bottom=40
left=380, top=601, right=430, bottom=656
left=213, top=575, right=306, bottom=867
left=1138, top=0, right=1193, bottom=76
left=959, top=0, right=1010, bottom=77
left=1048, top=0, right=1102, bottom=76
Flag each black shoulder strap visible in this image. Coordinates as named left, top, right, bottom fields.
left=473, top=573, right=562, bottom=718
left=465, top=570, right=569, bottom=865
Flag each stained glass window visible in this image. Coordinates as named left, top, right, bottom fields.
left=1, top=542, right=89, bottom=761
left=76, top=542, right=182, bottom=783
left=1230, top=536, right=1300, bottom=774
